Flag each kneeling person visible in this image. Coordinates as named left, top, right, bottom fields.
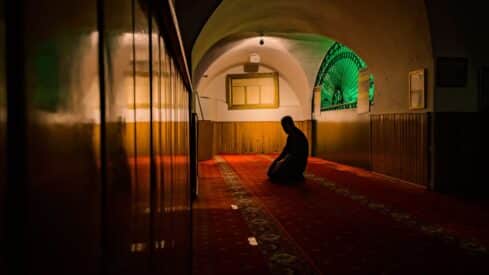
left=268, top=116, right=308, bottom=182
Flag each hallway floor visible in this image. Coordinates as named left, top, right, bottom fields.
left=193, top=155, right=489, bottom=275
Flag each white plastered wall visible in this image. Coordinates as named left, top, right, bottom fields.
left=199, top=65, right=305, bottom=121
left=196, top=35, right=334, bottom=121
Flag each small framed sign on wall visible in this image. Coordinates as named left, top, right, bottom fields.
left=408, top=69, right=426, bottom=110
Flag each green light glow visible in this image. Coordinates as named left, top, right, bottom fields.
left=315, top=42, right=375, bottom=111
left=369, top=74, right=375, bottom=102
left=35, top=42, right=61, bottom=112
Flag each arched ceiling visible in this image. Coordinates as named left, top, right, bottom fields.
left=192, top=0, right=402, bottom=69
left=195, top=33, right=334, bottom=109
left=174, top=0, right=223, bottom=64
left=182, top=0, right=433, bottom=113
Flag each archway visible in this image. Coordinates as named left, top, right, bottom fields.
left=193, top=0, right=433, bottom=186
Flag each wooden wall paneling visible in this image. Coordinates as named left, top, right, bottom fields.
left=199, top=121, right=312, bottom=156
left=371, top=113, right=429, bottom=186
left=422, top=114, right=428, bottom=185
left=197, top=120, right=213, bottom=160
left=403, top=114, right=410, bottom=182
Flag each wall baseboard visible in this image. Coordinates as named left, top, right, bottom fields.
left=198, top=120, right=312, bottom=160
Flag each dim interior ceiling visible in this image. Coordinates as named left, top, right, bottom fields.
left=190, top=0, right=381, bottom=70
left=195, top=33, right=335, bottom=109
left=183, top=0, right=434, bottom=113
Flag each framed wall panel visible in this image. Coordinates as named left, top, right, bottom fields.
left=409, top=69, right=426, bottom=110
left=226, top=72, right=279, bottom=110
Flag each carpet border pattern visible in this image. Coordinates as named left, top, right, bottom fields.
left=214, top=156, right=321, bottom=275
left=259, top=155, right=487, bottom=256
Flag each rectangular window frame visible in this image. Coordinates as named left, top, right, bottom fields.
left=226, top=72, right=279, bottom=110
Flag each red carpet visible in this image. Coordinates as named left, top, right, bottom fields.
left=192, top=160, right=269, bottom=275
left=194, top=155, right=489, bottom=274
left=306, top=157, right=489, bottom=248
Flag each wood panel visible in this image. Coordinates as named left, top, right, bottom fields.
left=197, top=121, right=312, bottom=158
left=197, top=120, right=214, bottom=161
left=371, top=113, right=429, bottom=186
left=315, top=110, right=371, bottom=169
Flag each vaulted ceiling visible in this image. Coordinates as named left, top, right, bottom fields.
left=174, top=0, right=222, bottom=68
left=175, top=0, right=434, bottom=113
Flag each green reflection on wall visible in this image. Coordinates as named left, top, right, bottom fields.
left=315, top=42, right=375, bottom=111
left=35, top=42, right=61, bottom=112
left=369, top=74, right=375, bottom=102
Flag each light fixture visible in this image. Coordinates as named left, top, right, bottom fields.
left=249, top=53, right=260, bottom=63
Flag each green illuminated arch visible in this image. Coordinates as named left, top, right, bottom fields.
left=315, top=42, right=374, bottom=111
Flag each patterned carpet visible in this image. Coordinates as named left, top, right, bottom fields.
left=193, top=155, right=489, bottom=274
left=192, top=159, right=270, bottom=275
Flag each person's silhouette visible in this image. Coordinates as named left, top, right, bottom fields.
left=267, top=116, right=308, bottom=182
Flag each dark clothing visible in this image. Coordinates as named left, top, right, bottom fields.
left=268, top=127, right=308, bottom=182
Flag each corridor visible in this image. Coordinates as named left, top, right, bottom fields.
left=193, top=155, right=489, bottom=274
left=2, top=0, right=489, bottom=274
